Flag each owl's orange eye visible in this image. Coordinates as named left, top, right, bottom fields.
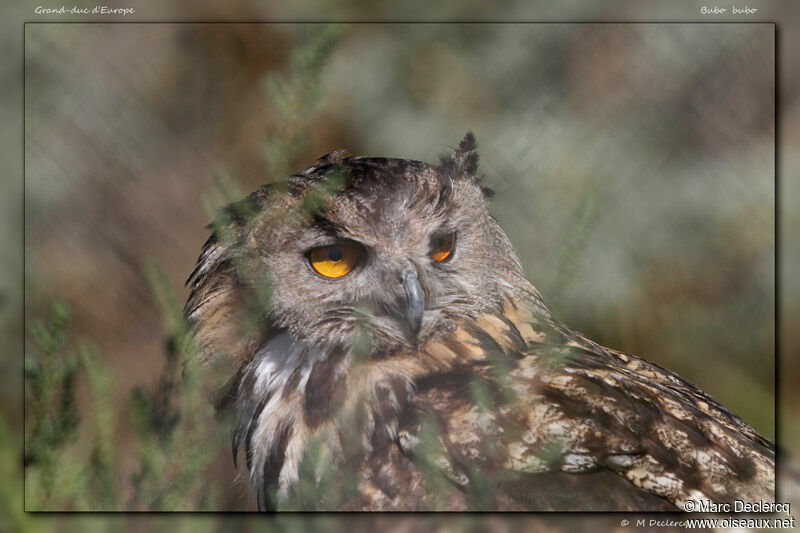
left=430, top=232, right=456, bottom=262
left=308, top=244, right=360, bottom=278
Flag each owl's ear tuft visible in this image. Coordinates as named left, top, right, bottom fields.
left=455, top=131, right=479, bottom=176
left=457, top=131, right=478, bottom=155
left=310, top=149, right=351, bottom=169
left=438, top=132, right=480, bottom=178
left=219, top=188, right=269, bottom=227
left=287, top=149, right=351, bottom=196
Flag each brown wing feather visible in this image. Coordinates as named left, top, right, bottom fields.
left=387, top=301, right=774, bottom=510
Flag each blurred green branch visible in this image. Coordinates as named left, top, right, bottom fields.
left=24, top=298, right=81, bottom=509
left=264, top=24, right=344, bottom=181
left=23, top=25, right=344, bottom=512
left=23, top=279, right=224, bottom=511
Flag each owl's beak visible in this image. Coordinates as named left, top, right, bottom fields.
left=401, top=269, right=424, bottom=335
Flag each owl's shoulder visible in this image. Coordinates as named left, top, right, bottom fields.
left=381, top=303, right=775, bottom=510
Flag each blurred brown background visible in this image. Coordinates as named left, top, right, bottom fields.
left=25, top=21, right=775, bottom=434
left=2, top=0, right=794, bottom=521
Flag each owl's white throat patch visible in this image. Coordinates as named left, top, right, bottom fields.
left=235, top=330, right=407, bottom=510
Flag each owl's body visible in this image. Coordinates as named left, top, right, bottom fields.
left=185, top=134, right=774, bottom=510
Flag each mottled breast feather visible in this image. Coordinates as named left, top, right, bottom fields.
left=227, top=297, right=773, bottom=510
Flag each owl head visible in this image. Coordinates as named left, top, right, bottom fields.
left=186, top=133, right=532, bottom=372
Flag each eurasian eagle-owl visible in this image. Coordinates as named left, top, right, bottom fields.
left=184, top=133, right=774, bottom=511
